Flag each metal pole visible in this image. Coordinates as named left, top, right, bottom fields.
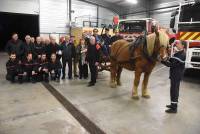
left=69, top=0, right=72, bottom=35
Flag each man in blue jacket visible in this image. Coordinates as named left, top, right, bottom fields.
left=161, top=41, right=186, bottom=113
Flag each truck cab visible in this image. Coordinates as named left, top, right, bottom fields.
left=118, top=18, right=156, bottom=42
left=170, top=2, right=200, bottom=69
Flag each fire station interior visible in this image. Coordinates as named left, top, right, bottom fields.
left=0, top=12, right=39, bottom=51
left=0, top=0, right=200, bottom=134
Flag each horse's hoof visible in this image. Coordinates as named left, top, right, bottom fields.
left=142, top=94, right=151, bottom=99
left=110, top=82, right=117, bottom=88
left=131, top=95, right=139, bottom=100
left=117, top=82, right=121, bottom=86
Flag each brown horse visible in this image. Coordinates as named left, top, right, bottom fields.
left=110, top=30, right=169, bottom=99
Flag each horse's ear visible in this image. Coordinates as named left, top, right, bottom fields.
left=155, top=26, right=159, bottom=36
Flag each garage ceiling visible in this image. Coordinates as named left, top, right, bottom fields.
left=78, top=0, right=150, bottom=15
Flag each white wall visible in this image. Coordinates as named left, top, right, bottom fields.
left=125, top=12, right=147, bottom=19
left=98, top=7, right=118, bottom=27
left=72, top=0, right=97, bottom=27
left=39, top=0, right=69, bottom=34
left=0, top=0, right=39, bottom=14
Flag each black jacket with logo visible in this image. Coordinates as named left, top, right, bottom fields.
left=161, top=50, right=186, bottom=80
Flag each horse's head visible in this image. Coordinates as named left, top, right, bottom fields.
left=154, top=29, right=169, bottom=61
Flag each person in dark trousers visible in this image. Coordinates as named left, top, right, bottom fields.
left=110, top=30, right=123, bottom=45
left=86, top=36, right=100, bottom=86
left=36, top=53, right=49, bottom=82
left=23, top=35, right=35, bottom=59
left=5, top=33, right=24, bottom=61
left=102, top=28, right=111, bottom=56
left=161, top=41, right=186, bottom=113
left=49, top=53, right=62, bottom=82
left=34, top=37, right=45, bottom=60
left=61, top=35, right=75, bottom=79
left=71, top=36, right=79, bottom=78
left=6, top=52, right=22, bottom=83
left=76, top=39, right=88, bottom=79
left=22, top=53, right=37, bottom=83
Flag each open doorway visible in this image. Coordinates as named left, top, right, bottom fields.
left=0, top=12, right=39, bottom=51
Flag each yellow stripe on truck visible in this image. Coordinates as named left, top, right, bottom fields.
left=180, top=32, right=191, bottom=40
left=196, top=36, right=200, bottom=40
left=188, top=32, right=199, bottom=40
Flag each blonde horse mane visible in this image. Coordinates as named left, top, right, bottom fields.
left=146, top=30, right=169, bottom=56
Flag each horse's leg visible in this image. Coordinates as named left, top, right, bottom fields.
left=116, top=66, right=122, bottom=86
left=142, top=72, right=151, bottom=99
left=132, top=70, right=142, bottom=100
left=110, top=61, right=117, bottom=88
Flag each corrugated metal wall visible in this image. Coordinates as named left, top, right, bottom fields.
left=72, top=0, right=97, bottom=27
left=125, top=13, right=147, bottom=19
left=0, top=0, right=118, bottom=33
left=40, top=0, right=69, bottom=34
left=0, top=0, right=39, bottom=14
left=149, top=0, right=181, bottom=28
left=98, top=7, right=117, bottom=27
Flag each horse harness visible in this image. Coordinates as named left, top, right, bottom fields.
left=111, top=35, right=162, bottom=65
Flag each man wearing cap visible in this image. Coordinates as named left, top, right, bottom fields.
left=161, top=41, right=186, bottom=113
left=102, top=28, right=111, bottom=56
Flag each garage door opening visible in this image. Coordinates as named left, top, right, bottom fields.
left=0, top=12, right=39, bottom=51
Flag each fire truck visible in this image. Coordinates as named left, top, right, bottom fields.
left=118, top=18, right=157, bottom=41
left=170, top=1, right=200, bottom=69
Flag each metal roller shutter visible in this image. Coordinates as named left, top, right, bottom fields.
left=0, top=0, right=39, bottom=14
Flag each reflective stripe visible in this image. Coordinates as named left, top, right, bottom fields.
left=171, top=101, right=178, bottom=104
left=170, top=57, right=185, bottom=63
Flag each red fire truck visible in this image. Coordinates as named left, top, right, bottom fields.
left=170, top=1, right=200, bottom=69
left=118, top=18, right=157, bottom=41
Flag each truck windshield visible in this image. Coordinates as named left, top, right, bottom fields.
left=178, top=3, right=200, bottom=31
left=119, top=20, right=146, bottom=33
left=179, top=3, right=200, bottom=22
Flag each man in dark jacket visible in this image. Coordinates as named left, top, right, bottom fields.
left=36, top=53, right=49, bottom=82
left=23, top=35, right=35, bottom=59
left=5, top=33, right=24, bottom=60
left=34, top=37, right=45, bottom=60
left=102, top=28, right=111, bottom=56
left=61, top=35, right=75, bottom=79
left=6, top=52, right=22, bottom=83
left=46, top=36, right=60, bottom=60
left=86, top=36, right=100, bottom=86
left=49, top=53, right=62, bottom=82
left=110, top=30, right=123, bottom=45
left=161, top=42, right=186, bottom=113
left=22, top=53, right=37, bottom=83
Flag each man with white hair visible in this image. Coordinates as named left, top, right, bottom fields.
left=86, top=36, right=100, bottom=86
left=34, top=36, right=45, bottom=60
left=46, top=35, right=59, bottom=60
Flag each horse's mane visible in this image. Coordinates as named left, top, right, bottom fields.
left=146, top=30, right=169, bottom=56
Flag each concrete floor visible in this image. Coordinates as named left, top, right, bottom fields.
left=0, top=53, right=200, bottom=134
left=0, top=53, right=88, bottom=134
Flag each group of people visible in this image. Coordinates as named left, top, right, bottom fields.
left=5, top=28, right=122, bottom=86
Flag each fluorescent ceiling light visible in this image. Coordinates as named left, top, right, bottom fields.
left=126, top=0, right=138, bottom=4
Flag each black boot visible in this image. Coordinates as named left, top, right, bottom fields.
left=165, top=103, right=177, bottom=114
left=166, top=104, right=173, bottom=109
